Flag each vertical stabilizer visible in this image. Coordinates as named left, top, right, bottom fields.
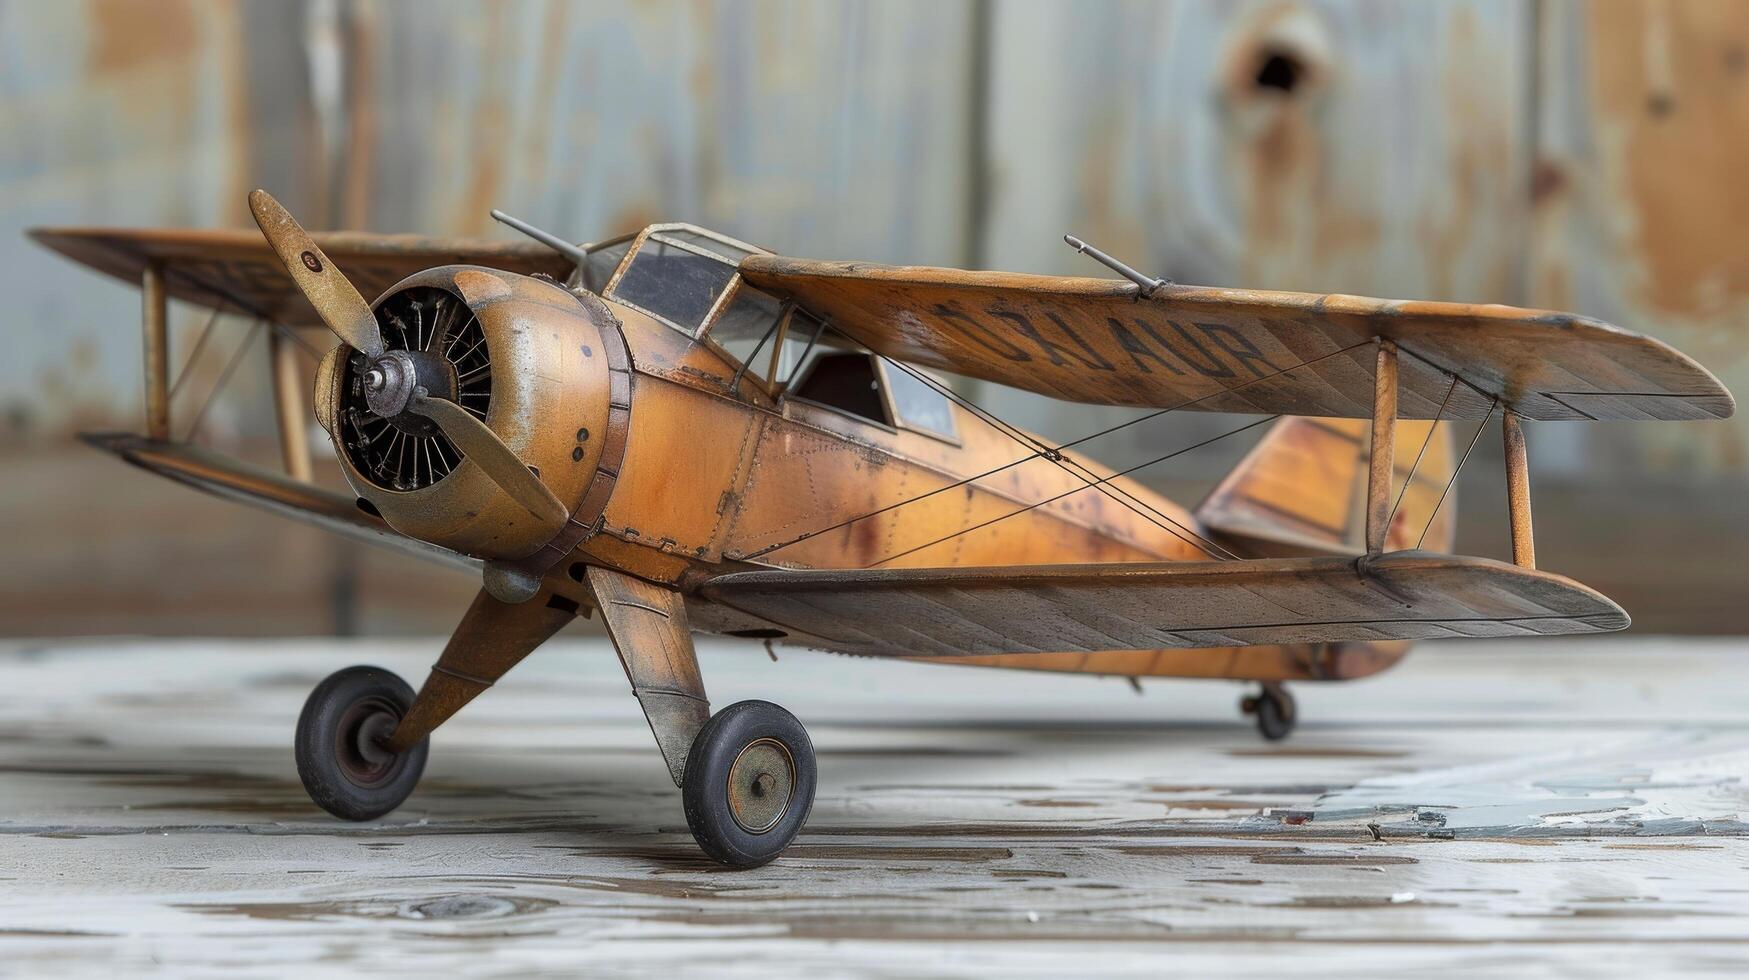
left=1196, top=417, right=1455, bottom=557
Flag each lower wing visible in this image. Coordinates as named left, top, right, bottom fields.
left=81, top=433, right=479, bottom=574
left=698, top=553, right=1627, bottom=659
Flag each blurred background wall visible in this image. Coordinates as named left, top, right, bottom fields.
left=1, top=0, right=1744, bottom=637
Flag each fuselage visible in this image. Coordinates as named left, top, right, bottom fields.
left=575, top=296, right=1404, bottom=683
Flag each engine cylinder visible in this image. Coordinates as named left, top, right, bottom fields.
left=316, top=266, right=621, bottom=560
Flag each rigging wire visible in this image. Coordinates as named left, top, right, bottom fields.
left=879, top=355, right=1239, bottom=560
left=867, top=414, right=1281, bottom=568
left=1415, top=397, right=1498, bottom=549
left=167, top=301, right=229, bottom=401
left=1384, top=371, right=1459, bottom=534
left=741, top=339, right=1373, bottom=561
left=183, top=319, right=265, bottom=442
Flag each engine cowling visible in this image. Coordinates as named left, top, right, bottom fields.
left=313, top=265, right=621, bottom=561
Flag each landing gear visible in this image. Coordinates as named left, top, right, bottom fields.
left=295, top=666, right=428, bottom=820
left=682, top=700, right=817, bottom=869
left=1240, top=682, right=1296, bottom=741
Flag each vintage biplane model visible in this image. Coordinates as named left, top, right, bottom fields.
left=31, top=191, right=1733, bottom=866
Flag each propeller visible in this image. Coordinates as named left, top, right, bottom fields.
left=248, top=190, right=384, bottom=358
left=406, top=392, right=568, bottom=527
left=249, top=189, right=568, bottom=531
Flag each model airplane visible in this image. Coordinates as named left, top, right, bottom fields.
left=30, top=191, right=1733, bottom=867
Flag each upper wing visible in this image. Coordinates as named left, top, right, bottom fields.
left=81, top=432, right=479, bottom=574
left=31, top=227, right=572, bottom=326
left=698, top=552, right=1627, bottom=659
left=738, top=257, right=1734, bottom=421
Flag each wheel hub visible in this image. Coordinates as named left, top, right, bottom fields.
left=725, top=738, right=794, bottom=834
left=334, top=697, right=403, bottom=787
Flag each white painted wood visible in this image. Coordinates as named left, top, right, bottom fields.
left=1, top=636, right=1745, bottom=975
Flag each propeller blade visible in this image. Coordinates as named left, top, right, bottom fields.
left=407, top=392, right=569, bottom=529
left=248, top=189, right=385, bottom=358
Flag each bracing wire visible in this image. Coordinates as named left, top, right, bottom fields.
left=1384, top=371, right=1459, bottom=534
left=1415, top=397, right=1498, bottom=549
left=167, top=301, right=229, bottom=401
left=184, top=319, right=265, bottom=442
left=879, top=356, right=1240, bottom=560
left=741, top=339, right=1372, bottom=561
left=867, top=415, right=1281, bottom=568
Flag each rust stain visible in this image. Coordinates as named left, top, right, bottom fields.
left=86, top=0, right=197, bottom=75
left=1221, top=4, right=1379, bottom=289
left=1590, top=1, right=1749, bottom=329
left=450, top=7, right=511, bottom=235
left=1420, top=5, right=1516, bottom=302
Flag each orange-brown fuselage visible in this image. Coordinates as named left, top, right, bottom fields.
left=580, top=299, right=1405, bottom=683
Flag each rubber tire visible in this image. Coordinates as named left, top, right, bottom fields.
left=295, top=665, right=428, bottom=821
left=682, top=700, right=816, bottom=869
left=1254, top=687, right=1296, bottom=742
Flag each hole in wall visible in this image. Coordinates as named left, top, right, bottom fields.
left=1254, top=49, right=1305, bottom=93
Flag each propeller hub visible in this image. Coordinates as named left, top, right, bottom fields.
left=363, top=349, right=418, bottom=418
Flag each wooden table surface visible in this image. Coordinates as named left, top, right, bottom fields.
left=2, top=635, right=1746, bottom=977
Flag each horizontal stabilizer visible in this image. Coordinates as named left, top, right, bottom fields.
left=700, top=552, right=1628, bottom=659
left=80, top=433, right=478, bottom=573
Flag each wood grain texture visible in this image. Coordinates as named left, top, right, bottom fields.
left=741, top=256, right=1732, bottom=420
left=29, top=226, right=571, bottom=327
left=2, top=637, right=1746, bottom=975
left=700, top=551, right=1628, bottom=658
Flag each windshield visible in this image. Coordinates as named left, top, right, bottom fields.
left=605, top=226, right=768, bottom=336
left=610, top=238, right=735, bottom=333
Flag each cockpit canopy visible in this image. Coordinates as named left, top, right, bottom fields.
left=577, top=223, right=956, bottom=443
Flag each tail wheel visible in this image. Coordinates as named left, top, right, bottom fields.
left=1241, top=682, right=1297, bottom=742
left=295, top=666, right=428, bottom=820
left=682, top=700, right=816, bottom=868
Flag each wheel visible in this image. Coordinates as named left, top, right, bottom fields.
left=1242, top=682, right=1297, bottom=742
left=295, top=665, right=428, bottom=821
left=682, top=700, right=816, bottom=868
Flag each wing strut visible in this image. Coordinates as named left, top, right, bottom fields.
left=1503, top=413, right=1535, bottom=568
left=1365, top=339, right=1399, bottom=554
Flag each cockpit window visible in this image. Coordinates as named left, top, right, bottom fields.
left=882, top=362, right=959, bottom=440
left=790, top=352, right=891, bottom=425
left=661, top=228, right=754, bottom=263
left=610, top=238, right=735, bottom=332
left=707, top=285, right=786, bottom=384
left=579, top=238, right=632, bottom=294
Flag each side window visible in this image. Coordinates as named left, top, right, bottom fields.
left=580, top=239, right=632, bottom=294
left=883, top=363, right=959, bottom=441
left=610, top=239, right=734, bottom=333
left=790, top=352, right=890, bottom=425
left=772, top=309, right=827, bottom=387
left=707, top=284, right=785, bottom=383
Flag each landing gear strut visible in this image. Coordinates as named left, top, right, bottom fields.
left=1240, top=681, right=1296, bottom=741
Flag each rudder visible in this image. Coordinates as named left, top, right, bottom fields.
left=1196, top=417, right=1455, bottom=557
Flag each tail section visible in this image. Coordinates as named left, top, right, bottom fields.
left=1196, top=417, right=1455, bottom=557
